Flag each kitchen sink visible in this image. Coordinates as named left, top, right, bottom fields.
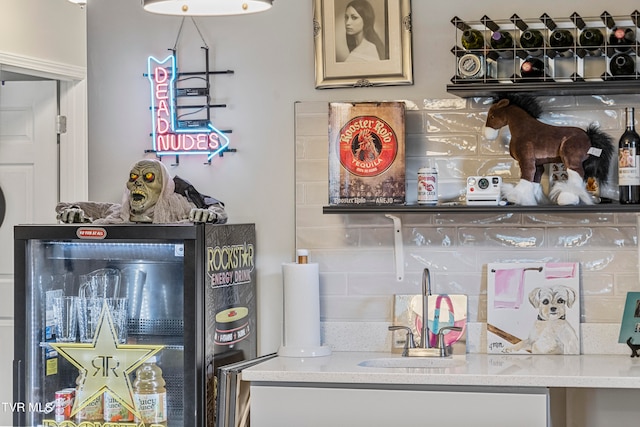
left=358, top=355, right=466, bottom=369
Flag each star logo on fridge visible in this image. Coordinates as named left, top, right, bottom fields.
left=49, top=302, right=164, bottom=421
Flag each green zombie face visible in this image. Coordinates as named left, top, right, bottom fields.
left=126, top=160, right=163, bottom=221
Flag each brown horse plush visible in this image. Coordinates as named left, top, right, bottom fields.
left=483, top=94, right=614, bottom=205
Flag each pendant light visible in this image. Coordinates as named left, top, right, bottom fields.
left=142, top=0, right=273, bottom=16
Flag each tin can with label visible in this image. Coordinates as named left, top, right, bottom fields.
left=55, top=388, right=75, bottom=422
left=417, top=167, right=438, bottom=205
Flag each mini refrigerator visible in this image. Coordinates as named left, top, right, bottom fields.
left=13, top=223, right=257, bottom=427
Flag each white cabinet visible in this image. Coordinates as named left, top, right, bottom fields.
left=250, top=384, right=549, bottom=427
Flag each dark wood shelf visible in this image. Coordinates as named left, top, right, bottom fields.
left=323, top=202, right=640, bottom=215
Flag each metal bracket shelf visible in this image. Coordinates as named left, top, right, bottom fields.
left=323, top=202, right=640, bottom=214
left=447, top=79, right=640, bottom=97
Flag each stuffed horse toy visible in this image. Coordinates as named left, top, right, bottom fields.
left=483, top=94, right=614, bottom=205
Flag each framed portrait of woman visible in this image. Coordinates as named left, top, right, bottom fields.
left=313, top=0, right=413, bottom=89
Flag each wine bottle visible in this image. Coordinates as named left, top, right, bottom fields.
left=520, top=57, right=545, bottom=79
left=618, top=107, right=640, bottom=204
left=520, top=29, right=544, bottom=56
left=490, top=30, right=514, bottom=57
left=610, top=53, right=636, bottom=77
left=578, top=28, right=604, bottom=55
left=609, top=27, right=635, bottom=53
left=461, top=29, right=484, bottom=50
left=549, top=29, right=574, bottom=57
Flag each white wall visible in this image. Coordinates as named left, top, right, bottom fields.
left=87, top=0, right=640, bottom=355
left=0, top=0, right=86, bottom=74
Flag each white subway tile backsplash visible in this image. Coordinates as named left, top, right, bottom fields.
left=458, top=227, right=546, bottom=247
left=582, top=296, right=626, bottom=323
left=422, top=98, right=467, bottom=110
left=299, top=135, right=331, bottom=160
left=425, top=111, right=487, bottom=133
left=296, top=228, right=359, bottom=249
left=296, top=159, right=326, bottom=182
left=405, top=110, right=425, bottom=134
left=546, top=227, right=636, bottom=248
left=320, top=295, right=392, bottom=321
left=541, top=109, right=620, bottom=130
left=576, top=249, right=637, bottom=273
left=318, top=272, right=348, bottom=296
left=296, top=98, right=640, bottom=353
left=614, top=274, right=640, bottom=295
left=433, top=212, right=523, bottom=225
left=522, top=212, right=616, bottom=224
left=412, top=134, right=479, bottom=157
left=302, top=182, right=330, bottom=205
left=582, top=273, right=615, bottom=296
left=474, top=250, right=570, bottom=265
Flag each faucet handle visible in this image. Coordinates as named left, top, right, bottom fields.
left=436, top=326, right=463, bottom=357
left=388, top=325, right=416, bottom=356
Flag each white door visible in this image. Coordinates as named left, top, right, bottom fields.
left=0, top=80, right=58, bottom=424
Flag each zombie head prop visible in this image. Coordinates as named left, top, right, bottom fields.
left=126, top=159, right=165, bottom=222
left=56, top=158, right=227, bottom=224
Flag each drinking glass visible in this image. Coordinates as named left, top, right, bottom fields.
left=53, top=296, right=79, bottom=342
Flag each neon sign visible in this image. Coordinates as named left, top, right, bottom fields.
left=147, top=55, right=229, bottom=161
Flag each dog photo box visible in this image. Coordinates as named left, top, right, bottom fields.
left=328, top=101, right=406, bottom=205
left=486, top=262, right=581, bottom=355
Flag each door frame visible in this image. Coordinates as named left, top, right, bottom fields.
left=0, top=51, right=88, bottom=201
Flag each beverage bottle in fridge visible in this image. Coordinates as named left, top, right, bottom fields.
left=618, top=107, right=640, bottom=204
left=74, top=370, right=103, bottom=422
left=104, top=391, right=134, bottom=423
left=520, top=29, right=544, bottom=56
left=133, top=356, right=168, bottom=426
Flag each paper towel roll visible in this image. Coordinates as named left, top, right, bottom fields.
left=278, top=262, right=331, bottom=357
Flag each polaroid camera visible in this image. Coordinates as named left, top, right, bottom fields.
left=466, top=176, right=502, bottom=206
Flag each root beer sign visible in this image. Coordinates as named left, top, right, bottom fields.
left=147, top=55, right=229, bottom=161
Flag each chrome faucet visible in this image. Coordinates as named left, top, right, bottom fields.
left=388, top=268, right=461, bottom=357
left=420, top=268, right=431, bottom=349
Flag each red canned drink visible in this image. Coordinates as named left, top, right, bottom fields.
left=417, top=167, right=438, bottom=205
left=55, top=389, right=75, bottom=422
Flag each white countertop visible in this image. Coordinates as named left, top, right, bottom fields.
left=242, top=351, right=640, bottom=389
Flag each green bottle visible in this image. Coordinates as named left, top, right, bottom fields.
left=579, top=28, right=604, bottom=55
left=549, top=29, right=574, bottom=57
left=520, top=29, right=544, bottom=57
left=490, top=30, right=514, bottom=57
left=461, top=28, right=484, bottom=50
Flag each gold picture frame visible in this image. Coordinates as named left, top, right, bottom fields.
left=313, top=0, right=413, bottom=89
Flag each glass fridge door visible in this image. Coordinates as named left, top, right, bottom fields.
left=20, top=238, right=188, bottom=427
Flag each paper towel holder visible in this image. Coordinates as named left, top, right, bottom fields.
left=278, top=255, right=332, bottom=358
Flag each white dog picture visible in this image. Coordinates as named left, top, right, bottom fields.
left=487, top=262, right=581, bottom=355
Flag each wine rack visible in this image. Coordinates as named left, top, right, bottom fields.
left=447, top=11, right=640, bottom=97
